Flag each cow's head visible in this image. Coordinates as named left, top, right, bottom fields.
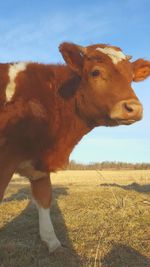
left=59, top=42, right=150, bottom=127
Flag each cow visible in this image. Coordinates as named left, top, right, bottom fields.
left=0, top=42, right=150, bottom=252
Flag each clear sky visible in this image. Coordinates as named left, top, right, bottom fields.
left=0, top=0, right=150, bottom=163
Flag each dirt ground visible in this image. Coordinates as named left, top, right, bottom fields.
left=0, top=170, right=150, bottom=267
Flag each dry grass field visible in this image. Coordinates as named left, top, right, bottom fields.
left=0, top=170, right=150, bottom=267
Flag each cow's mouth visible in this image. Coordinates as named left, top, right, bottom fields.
left=104, top=117, right=139, bottom=127
left=116, top=119, right=137, bottom=125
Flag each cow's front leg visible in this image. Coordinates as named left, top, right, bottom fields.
left=30, top=174, right=61, bottom=253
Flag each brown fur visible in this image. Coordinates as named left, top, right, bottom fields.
left=31, top=175, right=52, bottom=208
left=0, top=42, right=149, bottom=200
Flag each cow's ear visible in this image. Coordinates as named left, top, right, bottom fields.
left=132, top=59, right=150, bottom=82
left=59, top=42, right=86, bottom=75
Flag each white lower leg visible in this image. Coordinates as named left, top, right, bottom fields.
left=37, top=204, right=61, bottom=252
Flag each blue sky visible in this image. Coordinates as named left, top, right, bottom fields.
left=0, top=0, right=150, bottom=163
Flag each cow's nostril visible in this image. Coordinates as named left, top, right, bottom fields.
left=124, top=102, right=134, bottom=113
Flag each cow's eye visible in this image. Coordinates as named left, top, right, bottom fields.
left=90, top=69, right=100, bottom=77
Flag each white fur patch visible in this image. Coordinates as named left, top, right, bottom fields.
left=96, top=47, right=126, bottom=64
left=18, top=160, right=46, bottom=181
left=6, top=62, right=27, bottom=102
left=35, top=202, right=61, bottom=252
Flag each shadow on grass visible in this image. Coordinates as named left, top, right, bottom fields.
left=3, top=186, right=30, bottom=202
left=0, top=185, right=82, bottom=267
left=101, top=182, right=150, bottom=194
left=101, top=243, right=150, bottom=267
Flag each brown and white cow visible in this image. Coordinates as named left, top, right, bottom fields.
left=0, top=42, right=150, bottom=252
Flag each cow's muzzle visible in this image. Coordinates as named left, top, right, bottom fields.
left=110, top=99, right=143, bottom=125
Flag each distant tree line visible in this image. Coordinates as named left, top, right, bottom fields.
left=66, top=160, right=150, bottom=170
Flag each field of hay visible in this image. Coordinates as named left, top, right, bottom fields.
left=0, top=170, right=150, bottom=267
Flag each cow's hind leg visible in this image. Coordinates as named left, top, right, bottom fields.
left=0, top=142, right=22, bottom=201
left=30, top=174, right=61, bottom=253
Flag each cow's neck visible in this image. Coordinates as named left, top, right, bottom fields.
left=42, top=65, right=92, bottom=171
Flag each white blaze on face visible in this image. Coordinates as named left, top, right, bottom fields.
left=96, top=47, right=126, bottom=64
left=6, top=62, right=28, bottom=102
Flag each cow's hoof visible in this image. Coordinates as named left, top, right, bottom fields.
left=50, top=244, right=68, bottom=254
left=48, top=239, right=62, bottom=254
